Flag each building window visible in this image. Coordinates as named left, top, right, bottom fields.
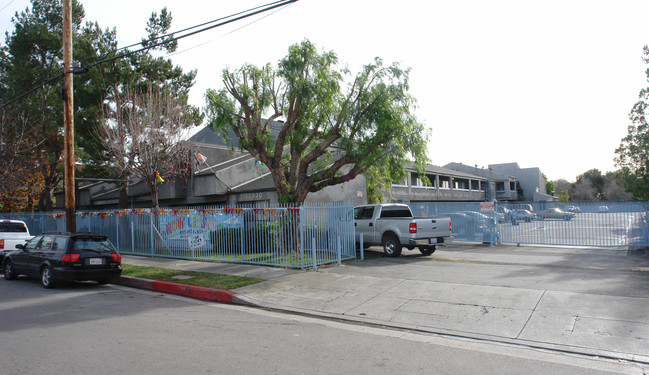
left=439, top=176, right=451, bottom=189
left=426, top=174, right=437, bottom=188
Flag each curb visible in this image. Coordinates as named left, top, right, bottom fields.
left=116, top=276, right=237, bottom=304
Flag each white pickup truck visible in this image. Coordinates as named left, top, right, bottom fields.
left=0, top=220, right=33, bottom=264
left=354, top=204, right=452, bottom=257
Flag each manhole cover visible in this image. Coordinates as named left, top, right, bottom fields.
left=171, top=275, right=194, bottom=280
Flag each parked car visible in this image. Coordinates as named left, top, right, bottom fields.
left=598, top=205, right=609, bottom=213
left=496, top=207, right=511, bottom=223
left=3, top=232, right=122, bottom=288
left=565, top=205, right=581, bottom=213
left=448, top=211, right=493, bottom=242
left=511, top=209, right=535, bottom=222
left=536, top=208, right=575, bottom=221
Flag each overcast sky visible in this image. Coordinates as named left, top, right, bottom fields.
left=2, top=0, right=649, bottom=182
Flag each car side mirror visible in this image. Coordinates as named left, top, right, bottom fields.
left=15, top=243, right=25, bottom=250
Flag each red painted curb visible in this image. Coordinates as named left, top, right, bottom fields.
left=151, top=280, right=236, bottom=303
left=117, top=276, right=236, bottom=303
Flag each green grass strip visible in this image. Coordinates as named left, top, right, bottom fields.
left=122, top=264, right=264, bottom=290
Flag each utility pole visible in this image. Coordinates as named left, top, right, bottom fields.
left=62, top=0, right=75, bottom=232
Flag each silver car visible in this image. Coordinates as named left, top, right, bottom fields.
left=537, top=208, right=575, bottom=221
left=511, top=209, right=535, bottom=222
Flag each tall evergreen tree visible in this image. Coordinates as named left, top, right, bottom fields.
left=0, top=0, right=200, bottom=210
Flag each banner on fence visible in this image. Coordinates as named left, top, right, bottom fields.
left=161, top=212, right=243, bottom=240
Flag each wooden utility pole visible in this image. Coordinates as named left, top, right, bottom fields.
left=62, top=0, right=75, bottom=232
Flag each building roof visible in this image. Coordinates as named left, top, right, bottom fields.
left=444, top=162, right=513, bottom=181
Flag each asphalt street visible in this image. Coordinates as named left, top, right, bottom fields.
left=121, top=243, right=649, bottom=365
left=0, top=275, right=645, bottom=374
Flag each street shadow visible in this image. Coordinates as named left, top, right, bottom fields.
left=0, top=275, right=192, bottom=333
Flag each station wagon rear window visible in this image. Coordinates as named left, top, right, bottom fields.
left=72, top=238, right=116, bottom=253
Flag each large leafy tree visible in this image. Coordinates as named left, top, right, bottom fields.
left=0, top=0, right=87, bottom=210
left=206, top=40, right=430, bottom=204
left=575, top=169, right=606, bottom=200
left=615, top=46, right=649, bottom=200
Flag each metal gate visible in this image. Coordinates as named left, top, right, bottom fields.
left=408, top=201, right=649, bottom=248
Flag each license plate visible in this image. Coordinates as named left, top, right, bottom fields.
left=429, top=238, right=438, bottom=244
left=89, top=258, right=104, bottom=265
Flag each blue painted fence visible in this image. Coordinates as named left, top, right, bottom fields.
left=5, top=200, right=648, bottom=265
left=4, top=202, right=356, bottom=269
left=408, top=201, right=649, bottom=248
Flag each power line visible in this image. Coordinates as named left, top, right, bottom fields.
left=0, top=0, right=297, bottom=109
left=0, top=0, right=16, bottom=13
left=113, top=0, right=289, bottom=56
left=166, top=4, right=289, bottom=58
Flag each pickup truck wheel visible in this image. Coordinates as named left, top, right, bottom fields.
left=419, top=246, right=436, bottom=256
left=4, top=261, right=18, bottom=280
left=382, top=234, right=402, bottom=257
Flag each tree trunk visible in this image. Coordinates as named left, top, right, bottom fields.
left=151, top=186, right=159, bottom=209
left=118, top=183, right=129, bottom=209
left=38, top=188, right=53, bottom=212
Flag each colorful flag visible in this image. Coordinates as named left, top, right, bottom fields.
left=196, top=152, right=207, bottom=164
left=254, top=160, right=265, bottom=167
left=155, top=171, right=165, bottom=185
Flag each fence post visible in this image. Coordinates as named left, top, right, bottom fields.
left=115, top=215, right=120, bottom=253
left=312, top=237, right=317, bottom=271
left=360, top=233, right=364, bottom=261
left=131, top=220, right=134, bottom=253
left=300, top=206, right=305, bottom=269
left=150, top=215, right=154, bottom=256
left=240, top=210, right=245, bottom=261
left=644, top=213, right=649, bottom=248
left=337, top=235, right=341, bottom=266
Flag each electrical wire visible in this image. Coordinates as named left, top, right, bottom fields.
left=165, top=4, right=288, bottom=58
left=0, top=0, right=297, bottom=109
left=0, top=0, right=16, bottom=13
left=112, top=0, right=289, bottom=57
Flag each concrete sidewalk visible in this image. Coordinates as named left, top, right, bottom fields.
left=119, top=245, right=649, bottom=365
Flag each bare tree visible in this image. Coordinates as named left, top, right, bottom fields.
left=100, top=86, right=197, bottom=208
left=603, top=172, right=632, bottom=201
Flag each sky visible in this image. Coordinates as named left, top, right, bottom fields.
left=2, top=0, right=649, bottom=182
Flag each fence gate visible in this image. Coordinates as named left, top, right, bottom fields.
left=408, top=201, right=649, bottom=248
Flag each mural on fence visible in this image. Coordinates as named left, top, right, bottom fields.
left=161, top=211, right=243, bottom=242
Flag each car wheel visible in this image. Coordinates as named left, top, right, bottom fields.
left=563, top=215, right=570, bottom=221
left=382, top=234, right=402, bottom=257
left=419, top=246, right=436, bottom=256
left=4, top=261, right=17, bottom=280
left=41, top=266, right=56, bottom=289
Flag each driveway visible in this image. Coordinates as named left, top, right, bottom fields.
left=234, top=244, right=649, bottom=363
